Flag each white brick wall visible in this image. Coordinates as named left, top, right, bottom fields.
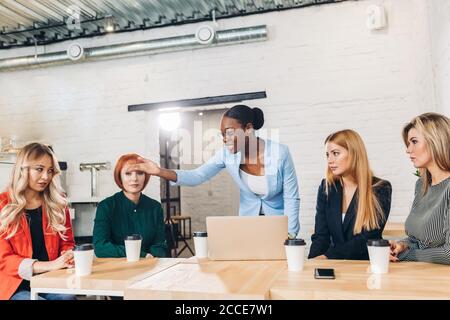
left=0, top=0, right=446, bottom=241
left=429, top=0, right=450, bottom=116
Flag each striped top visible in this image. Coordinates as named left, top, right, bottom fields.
left=398, top=176, right=450, bottom=264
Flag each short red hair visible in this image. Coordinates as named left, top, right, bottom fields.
left=114, top=153, right=150, bottom=191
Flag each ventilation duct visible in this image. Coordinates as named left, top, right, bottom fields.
left=0, top=25, right=267, bottom=72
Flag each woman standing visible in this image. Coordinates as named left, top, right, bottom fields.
left=390, top=113, right=450, bottom=264
left=131, top=105, right=300, bottom=237
left=0, top=143, right=75, bottom=300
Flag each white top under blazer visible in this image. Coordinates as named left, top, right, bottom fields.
left=239, top=169, right=268, bottom=196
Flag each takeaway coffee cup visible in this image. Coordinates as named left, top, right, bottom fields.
left=73, top=244, right=94, bottom=276
left=193, top=231, right=208, bottom=258
left=284, top=238, right=306, bottom=271
left=124, top=234, right=142, bottom=262
left=367, top=239, right=390, bottom=274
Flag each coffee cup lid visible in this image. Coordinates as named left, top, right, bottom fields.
left=367, top=239, right=390, bottom=247
left=193, top=231, right=207, bottom=237
left=124, top=234, right=142, bottom=241
left=284, top=238, right=306, bottom=246
left=74, top=243, right=93, bottom=251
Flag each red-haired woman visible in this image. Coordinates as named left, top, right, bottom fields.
left=93, top=154, right=168, bottom=258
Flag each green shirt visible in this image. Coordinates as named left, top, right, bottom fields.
left=93, top=191, right=168, bottom=258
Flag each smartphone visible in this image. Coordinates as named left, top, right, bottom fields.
left=314, top=268, right=335, bottom=279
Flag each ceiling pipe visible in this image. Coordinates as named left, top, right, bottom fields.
left=0, top=25, right=267, bottom=72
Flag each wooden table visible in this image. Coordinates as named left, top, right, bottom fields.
left=383, top=222, right=406, bottom=238
left=269, top=259, right=450, bottom=300
left=30, top=257, right=183, bottom=300
left=182, top=256, right=210, bottom=264
left=124, top=259, right=286, bottom=300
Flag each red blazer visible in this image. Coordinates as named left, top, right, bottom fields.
left=0, top=191, right=75, bottom=300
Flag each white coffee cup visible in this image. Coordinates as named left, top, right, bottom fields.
left=367, top=239, right=390, bottom=274
left=193, top=231, right=208, bottom=258
left=124, top=234, right=142, bottom=262
left=284, top=238, right=306, bottom=271
left=73, top=244, right=94, bottom=277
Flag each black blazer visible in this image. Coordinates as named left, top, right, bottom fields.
left=308, top=177, right=392, bottom=260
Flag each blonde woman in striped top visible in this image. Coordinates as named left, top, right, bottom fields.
left=390, top=113, right=450, bottom=264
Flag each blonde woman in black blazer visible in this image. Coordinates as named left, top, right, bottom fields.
left=308, top=130, right=392, bottom=260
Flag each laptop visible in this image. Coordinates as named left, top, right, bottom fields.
left=206, top=216, right=288, bottom=260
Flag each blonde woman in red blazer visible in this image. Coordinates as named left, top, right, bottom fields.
left=0, top=143, right=75, bottom=300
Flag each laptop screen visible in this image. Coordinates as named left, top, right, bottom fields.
left=206, top=216, right=288, bottom=260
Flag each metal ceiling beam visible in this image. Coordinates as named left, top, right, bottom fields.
left=0, top=32, right=27, bottom=45
left=228, top=0, right=246, bottom=12
left=0, top=12, right=20, bottom=29
left=144, top=0, right=173, bottom=23
left=103, top=0, right=142, bottom=22
left=128, top=0, right=153, bottom=22
left=69, top=0, right=98, bottom=18
left=35, top=0, right=68, bottom=16
left=1, top=0, right=48, bottom=23
left=37, top=0, right=78, bottom=17
left=213, top=0, right=230, bottom=13
left=52, top=0, right=97, bottom=19
left=16, top=0, right=64, bottom=22
left=0, top=4, right=34, bottom=26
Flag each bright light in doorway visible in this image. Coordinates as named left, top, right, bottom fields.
left=159, top=112, right=180, bottom=131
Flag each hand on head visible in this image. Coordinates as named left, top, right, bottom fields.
left=127, top=156, right=160, bottom=175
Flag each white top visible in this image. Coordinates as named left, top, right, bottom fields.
left=239, top=169, right=268, bottom=197
left=342, top=213, right=346, bottom=222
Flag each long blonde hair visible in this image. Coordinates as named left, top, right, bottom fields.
left=402, top=112, right=450, bottom=195
left=325, top=130, right=384, bottom=234
left=0, top=143, right=68, bottom=239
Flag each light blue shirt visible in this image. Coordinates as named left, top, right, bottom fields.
left=172, top=139, right=300, bottom=235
